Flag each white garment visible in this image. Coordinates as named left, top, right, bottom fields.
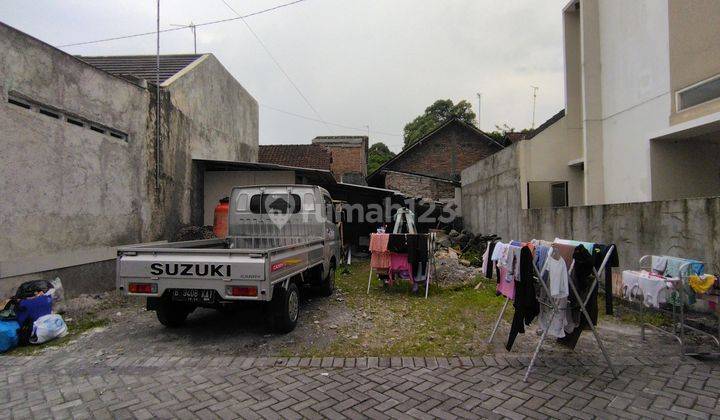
left=638, top=275, right=672, bottom=308
left=491, top=242, right=507, bottom=262
left=539, top=298, right=568, bottom=338
left=651, top=256, right=668, bottom=275
left=622, top=270, right=645, bottom=300
left=541, top=254, right=569, bottom=298
left=481, top=244, right=491, bottom=274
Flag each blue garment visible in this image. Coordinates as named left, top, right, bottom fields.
left=510, top=240, right=522, bottom=247
left=664, top=257, right=704, bottom=278
left=16, top=295, right=52, bottom=326
left=533, top=245, right=550, bottom=273
left=0, top=320, right=20, bottom=353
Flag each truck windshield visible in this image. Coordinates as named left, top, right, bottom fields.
left=249, top=193, right=301, bottom=214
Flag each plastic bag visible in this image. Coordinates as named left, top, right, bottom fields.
left=47, top=277, right=64, bottom=301
left=30, top=314, right=67, bottom=345
left=15, top=279, right=54, bottom=299
left=0, top=320, right=20, bottom=353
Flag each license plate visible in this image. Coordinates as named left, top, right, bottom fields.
left=170, top=289, right=215, bottom=303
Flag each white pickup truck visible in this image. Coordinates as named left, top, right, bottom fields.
left=116, top=185, right=340, bottom=332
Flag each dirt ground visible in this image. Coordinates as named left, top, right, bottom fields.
left=7, top=260, right=713, bottom=362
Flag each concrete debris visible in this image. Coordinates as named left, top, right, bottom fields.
left=434, top=249, right=482, bottom=285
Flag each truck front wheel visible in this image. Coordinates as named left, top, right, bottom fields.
left=157, top=300, right=192, bottom=327
left=272, top=283, right=299, bottom=333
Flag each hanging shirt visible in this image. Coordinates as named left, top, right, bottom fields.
left=496, top=267, right=515, bottom=300
left=651, top=256, right=668, bottom=275
left=491, top=242, right=507, bottom=262
left=506, top=246, right=539, bottom=351
left=387, top=234, right=411, bottom=253
left=369, top=233, right=390, bottom=253
left=481, top=242, right=493, bottom=278
left=533, top=245, right=550, bottom=274
left=541, top=253, right=569, bottom=298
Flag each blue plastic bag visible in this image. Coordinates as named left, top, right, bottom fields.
left=0, top=320, right=20, bottom=353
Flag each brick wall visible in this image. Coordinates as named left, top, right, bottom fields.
left=389, top=121, right=500, bottom=180
left=328, top=145, right=366, bottom=182
left=311, top=137, right=368, bottom=184
left=385, top=171, right=456, bottom=201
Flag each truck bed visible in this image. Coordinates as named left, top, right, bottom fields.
left=117, top=237, right=325, bottom=302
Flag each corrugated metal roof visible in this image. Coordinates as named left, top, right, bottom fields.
left=77, top=54, right=204, bottom=84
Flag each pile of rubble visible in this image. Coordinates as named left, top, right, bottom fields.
left=432, top=229, right=500, bottom=285
left=434, top=248, right=482, bottom=286
left=174, top=225, right=216, bottom=242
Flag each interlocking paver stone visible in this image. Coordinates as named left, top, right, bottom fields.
left=1, top=352, right=718, bottom=419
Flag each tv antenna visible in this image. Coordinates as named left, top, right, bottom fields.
left=530, top=85, right=539, bottom=129
left=170, top=22, right=197, bottom=54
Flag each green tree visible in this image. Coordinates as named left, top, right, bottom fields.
left=367, top=142, right=396, bottom=174
left=486, top=123, right=533, bottom=144
left=403, top=99, right=477, bottom=148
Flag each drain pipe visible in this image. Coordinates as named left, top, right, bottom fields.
left=155, top=0, right=161, bottom=191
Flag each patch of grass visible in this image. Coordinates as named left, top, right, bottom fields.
left=5, top=315, right=109, bottom=356
left=308, top=260, right=510, bottom=356
left=600, top=294, right=670, bottom=327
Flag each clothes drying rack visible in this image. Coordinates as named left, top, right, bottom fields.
left=366, top=232, right=436, bottom=299
left=487, top=241, right=618, bottom=382
left=634, top=256, right=720, bottom=357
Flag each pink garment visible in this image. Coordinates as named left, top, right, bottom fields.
left=370, top=233, right=390, bottom=252
left=389, top=253, right=414, bottom=284
left=371, top=252, right=391, bottom=269
left=496, top=266, right=515, bottom=300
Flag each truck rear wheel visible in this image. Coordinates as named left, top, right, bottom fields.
left=272, top=283, right=299, bottom=333
left=157, top=300, right=192, bottom=327
left=317, top=264, right=335, bottom=297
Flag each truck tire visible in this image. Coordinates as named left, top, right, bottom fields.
left=273, top=283, right=299, bottom=333
left=317, top=264, right=335, bottom=297
left=157, top=301, right=191, bottom=327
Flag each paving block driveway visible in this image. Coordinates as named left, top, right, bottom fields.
left=2, top=349, right=720, bottom=419
left=2, top=298, right=720, bottom=419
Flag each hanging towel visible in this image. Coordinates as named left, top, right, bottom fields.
left=369, top=233, right=390, bottom=253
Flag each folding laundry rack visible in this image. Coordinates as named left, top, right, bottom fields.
left=635, top=255, right=720, bottom=357
left=365, top=233, right=435, bottom=298
left=487, top=241, right=619, bottom=382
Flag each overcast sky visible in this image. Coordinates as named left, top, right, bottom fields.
left=1, top=0, right=568, bottom=152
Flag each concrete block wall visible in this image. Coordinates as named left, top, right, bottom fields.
left=462, top=143, right=720, bottom=271
left=520, top=198, right=720, bottom=272
left=461, top=145, right=522, bottom=241
left=0, top=23, right=259, bottom=297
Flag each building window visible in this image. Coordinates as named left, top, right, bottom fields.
left=66, top=117, right=85, bottom=127
left=39, top=108, right=60, bottom=119
left=550, top=182, right=568, bottom=207
left=7, top=97, right=31, bottom=109
left=6, top=92, right=128, bottom=142
left=677, top=74, right=720, bottom=111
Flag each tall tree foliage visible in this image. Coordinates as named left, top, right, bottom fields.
left=367, top=142, right=396, bottom=174
left=403, top=99, right=477, bottom=148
